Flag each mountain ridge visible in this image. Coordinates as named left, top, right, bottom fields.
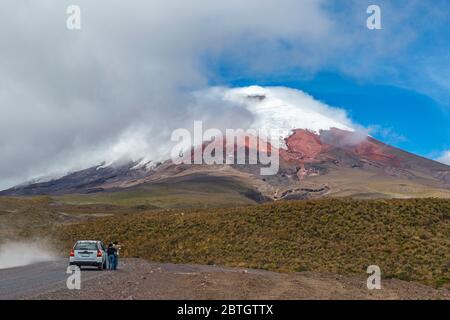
left=2, top=128, right=450, bottom=200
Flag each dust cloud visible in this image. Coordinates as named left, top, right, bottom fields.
left=0, top=241, right=58, bottom=269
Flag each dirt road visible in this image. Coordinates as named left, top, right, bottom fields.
left=21, top=258, right=448, bottom=300
left=0, top=258, right=108, bottom=299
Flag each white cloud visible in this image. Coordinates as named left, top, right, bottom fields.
left=0, top=0, right=446, bottom=189
left=0, top=0, right=338, bottom=189
left=437, top=151, right=450, bottom=165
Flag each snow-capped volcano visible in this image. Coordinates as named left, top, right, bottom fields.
left=2, top=126, right=450, bottom=199
left=2, top=86, right=450, bottom=199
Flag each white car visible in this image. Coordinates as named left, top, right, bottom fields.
left=69, top=240, right=109, bottom=270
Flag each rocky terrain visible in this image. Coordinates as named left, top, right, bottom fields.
left=33, top=259, right=450, bottom=300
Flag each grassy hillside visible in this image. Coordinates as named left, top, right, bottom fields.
left=0, top=177, right=259, bottom=241
left=54, top=198, right=450, bottom=287
left=55, top=177, right=260, bottom=208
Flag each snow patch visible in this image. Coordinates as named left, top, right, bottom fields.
left=198, top=86, right=357, bottom=149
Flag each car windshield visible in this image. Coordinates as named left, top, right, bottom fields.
left=74, top=242, right=97, bottom=250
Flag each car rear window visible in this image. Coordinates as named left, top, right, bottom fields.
left=74, top=242, right=97, bottom=250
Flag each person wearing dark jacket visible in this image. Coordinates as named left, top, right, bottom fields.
left=112, top=241, right=121, bottom=270
left=106, top=243, right=116, bottom=270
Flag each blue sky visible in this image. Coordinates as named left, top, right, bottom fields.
left=206, top=0, right=450, bottom=161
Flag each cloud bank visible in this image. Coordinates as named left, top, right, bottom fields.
left=0, top=0, right=350, bottom=189
left=0, top=0, right=448, bottom=189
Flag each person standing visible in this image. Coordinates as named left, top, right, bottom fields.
left=106, top=243, right=116, bottom=270
left=113, top=241, right=121, bottom=270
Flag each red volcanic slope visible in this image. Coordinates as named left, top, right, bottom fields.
left=187, top=134, right=276, bottom=163
left=281, top=128, right=401, bottom=167
left=281, top=129, right=330, bottom=162
left=184, top=128, right=401, bottom=168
